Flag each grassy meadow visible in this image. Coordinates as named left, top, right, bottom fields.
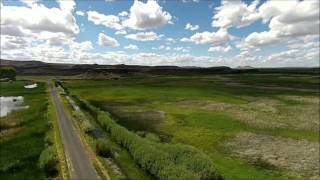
left=0, top=81, right=49, bottom=179
left=62, top=73, right=319, bottom=180
left=0, top=81, right=64, bottom=180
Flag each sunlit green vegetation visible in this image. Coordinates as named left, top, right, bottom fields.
left=64, top=93, right=152, bottom=180
left=0, top=81, right=48, bottom=179
left=73, top=97, right=220, bottom=179
left=0, top=81, right=66, bottom=179
left=62, top=73, right=319, bottom=180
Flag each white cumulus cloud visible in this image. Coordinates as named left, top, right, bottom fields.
left=208, top=45, right=232, bottom=53
left=1, top=35, right=30, bottom=50
left=187, top=29, right=233, bottom=46
left=124, top=44, right=139, bottom=50
left=118, top=11, right=128, bottom=17
left=212, top=0, right=260, bottom=29
left=58, top=0, right=76, bottom=12
left=87, top=10, right=123, bottom=30
left=98, top=33, right=119, bottom=47
left=115, top=30, right=127, bottom=35
left=76, top=10, right=85, bottom=16
left=185, top=23, right=199, bottom=31
left=125, top=31, right=159, bottom=41
left=241, top=0, right=319, bottom=48
left=1, top=1, right=79, bottom=37
left=123, top=0, right=172, bottom=30
left=173, top=47, right=190, bottom=53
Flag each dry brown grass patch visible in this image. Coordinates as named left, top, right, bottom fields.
left=225, top=132, right=319, bottom=178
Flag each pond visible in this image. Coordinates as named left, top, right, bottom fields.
left=0, top=96, right=29, bottom=117
left=24, top=83, right=37, bottom=89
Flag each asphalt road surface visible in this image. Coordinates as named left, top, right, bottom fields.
left=50, top=84, right=100, bottom=180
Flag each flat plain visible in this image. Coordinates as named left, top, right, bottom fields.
left=61, top=73, right=320, bottom=180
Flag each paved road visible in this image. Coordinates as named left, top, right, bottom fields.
left=50, top=84, right=100, bottom=180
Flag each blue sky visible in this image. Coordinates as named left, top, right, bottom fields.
left=1, top=0, right=319, bottom=67
left=74, top=0, right=267, bottom=56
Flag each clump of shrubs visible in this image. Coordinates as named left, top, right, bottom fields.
left=72, top=94, right=99, bottom=119
left=72, top=110, right=94, bottom=133
left=39, top=101, right=59, bottom=177
left=74, top=97, right=223, bottom=180
left=39, top=146, right=58, bottom=176
left=44, top=130, right=54, bottom=146
left=0, top=67, right=16, bottom=80
left=96, top=139, right=114, bottom=158
left=55, top=81, right=69, bottom=94
left=144, top=133, right=161, bottom=142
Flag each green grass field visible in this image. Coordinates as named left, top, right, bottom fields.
left=62, top=73, right=319, bottom=180
left=0, top=81, right=49, bottom=179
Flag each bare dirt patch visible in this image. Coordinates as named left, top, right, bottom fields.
left=225, top=132, right=320, bottom=178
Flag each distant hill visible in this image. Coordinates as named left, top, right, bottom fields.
left=235, top=66, right=255, bottom=69
left=0, top=59, right=233, bottom=76
left=1, top=59, right=319, bottom=76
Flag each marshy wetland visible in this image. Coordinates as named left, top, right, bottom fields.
left=0, top=96, right=28, bottom=118
left=61, top=73, right=320, bottom=180
left=0, top=81, right=54, bottom=179
left=0, top=72, right=319, bottom=180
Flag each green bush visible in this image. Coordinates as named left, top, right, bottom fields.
left=72, top=95, right=99, bottom=119
left=38, top=146, right=58, bottom=176
left=75, top=97, right=222, bottom=180
left=55, top=81, right=69, bottom=94
left=96, top=139, right=114, bottom=158
left=72, top=111, right=94, bottom=133
left=0, top=67, right=16, bottom=80
left=145, top=133, right=161, bottom=142
left=44, top=131, right=54, bottom=146
left=82, top=119, right=94, bottom=133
